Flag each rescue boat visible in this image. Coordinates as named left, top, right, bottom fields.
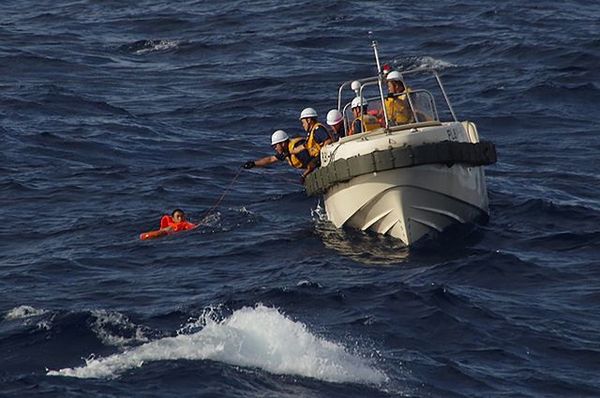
left=304, top=42, right=497, bottom=246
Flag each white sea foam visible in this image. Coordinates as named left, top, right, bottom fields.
left=36, top=318, right=53, bottom=331
left=415, top=56, right=456, bottom=70
left=4, top=305, right=47, bottom=320
left=48, top=305, right=387, bottom=385
left=90, top=310, right=150, bottom=347
left=311, top=200, right=327, bottom=221
left=237, top=206, right=252, bottom=215
left=199, top=211, right=221, bottom=227
left=134, top=40, right=179, bottom=55
left=390, top=55, right=456, bottom=71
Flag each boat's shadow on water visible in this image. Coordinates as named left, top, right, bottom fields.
left=314, top=219, right=486, bottom=266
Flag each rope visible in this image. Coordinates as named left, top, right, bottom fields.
left=198, top=167, right=244, bottom=223
left=196, top=167, right=305, bottom=226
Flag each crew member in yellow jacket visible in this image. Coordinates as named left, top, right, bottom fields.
left=296, top=107, right=333, bottom=160
left=243, top=130, right=316, bottom=183
left=382, top=70, right=414, bottom=126
left=348, top=97, right=380, bottom=135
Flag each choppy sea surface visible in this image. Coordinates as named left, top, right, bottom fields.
left=1, top=1, right=599, bottom=397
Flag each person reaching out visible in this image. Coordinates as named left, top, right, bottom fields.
left=242, top=129, right=316, bottom=183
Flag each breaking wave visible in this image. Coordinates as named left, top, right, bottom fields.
left=121, top=39, right=180, bottom=55
left=4, top=305, right=47, bottom=320
left=90, top=310, right=151, bottom=347
left=390, top=55, right=456, bottom=71
left=48, top=305, right=387, bottom=385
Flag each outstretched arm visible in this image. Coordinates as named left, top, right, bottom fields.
left=254, top=155, right=279, bottom=167
left=243, top=155, right=279, bottom=169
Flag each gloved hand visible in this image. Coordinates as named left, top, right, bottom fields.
left=243, top=160, right=255, bottom=169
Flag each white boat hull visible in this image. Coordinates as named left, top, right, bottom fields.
left=318, top=121, right=491, bottom=246
left=323, top=163, right=489, bottom=245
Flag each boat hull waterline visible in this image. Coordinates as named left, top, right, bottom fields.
left=309, top=121, right=494, bottom=246
left=324, top=163, right=488, bottom=245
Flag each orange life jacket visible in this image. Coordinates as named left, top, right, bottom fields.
left=160, top=215, right=197, bottom=232
left=140, top=216, right=197, bottom=240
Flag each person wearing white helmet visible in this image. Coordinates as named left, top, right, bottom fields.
left=383, top=70, right=414, bottom=126
left=386, top=70, right=406, bottom=94
left=242, top=130, right=316, bottom=182
left=298, top=107, right=333, bottom=161
left=326, top=109, right=345, bottom=140
left=348, top=97, right=380, bottom=136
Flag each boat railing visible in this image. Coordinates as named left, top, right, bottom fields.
left=340, top=80, right=382, bottom=133
left=337, top=76, right=378, bottom=111
left=397, top=67, right=458, bottom=122
left=407, top=90, right=439, bottom=123
left=336, top=67, right=458, bottom=135
left=340, top=87, right=441, bottom=133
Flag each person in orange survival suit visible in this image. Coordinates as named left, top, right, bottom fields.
left=160, top=209, right=197, bottom=232
left=139, top=208, right=198, bottom=240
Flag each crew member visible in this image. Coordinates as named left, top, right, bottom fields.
left=382, top=70, right=414, bottom=126
left=348, top=97, right=380, bottom=136
left=297, top=107, right=333, bottom=161
left=243, top=130, right=316, bottom=182
left=326, top=109, right=345, bottom=140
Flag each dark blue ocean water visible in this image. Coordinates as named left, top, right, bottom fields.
left=1, top=1, right=599, bottom=396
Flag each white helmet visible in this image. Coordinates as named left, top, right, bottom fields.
left=271, top=129, right=289, bottom=145
left=299, top=107, right=318, bottom=120
left=351, top=97, right=368, bottom=108
left=386, top=70, right=403, bottom=81
left=326, top=109, right=343, bottom=126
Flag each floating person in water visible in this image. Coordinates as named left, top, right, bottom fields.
left=140, top=208, right=197, bottom=240
left=243, top=129, right=316, bottom=183
left=160, top=209, right=197, bottom=232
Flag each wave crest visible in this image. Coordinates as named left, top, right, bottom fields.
left=48, top=305, right=387, bottom=385
left=121, top=39, right=180, bottom=55
left=90, top=310, right=151, bottom=347
left=4, top=305, right=47, bottom=320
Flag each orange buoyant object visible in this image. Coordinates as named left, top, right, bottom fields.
left=162, top=214, right=197, bottom=232
left=160, top=215, right=173, bottom=229
left=139, top=215, right=198, bottom=240
left=170, top=221, right=197, bottom=232
left=139, top=229, right=169, bottom=240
